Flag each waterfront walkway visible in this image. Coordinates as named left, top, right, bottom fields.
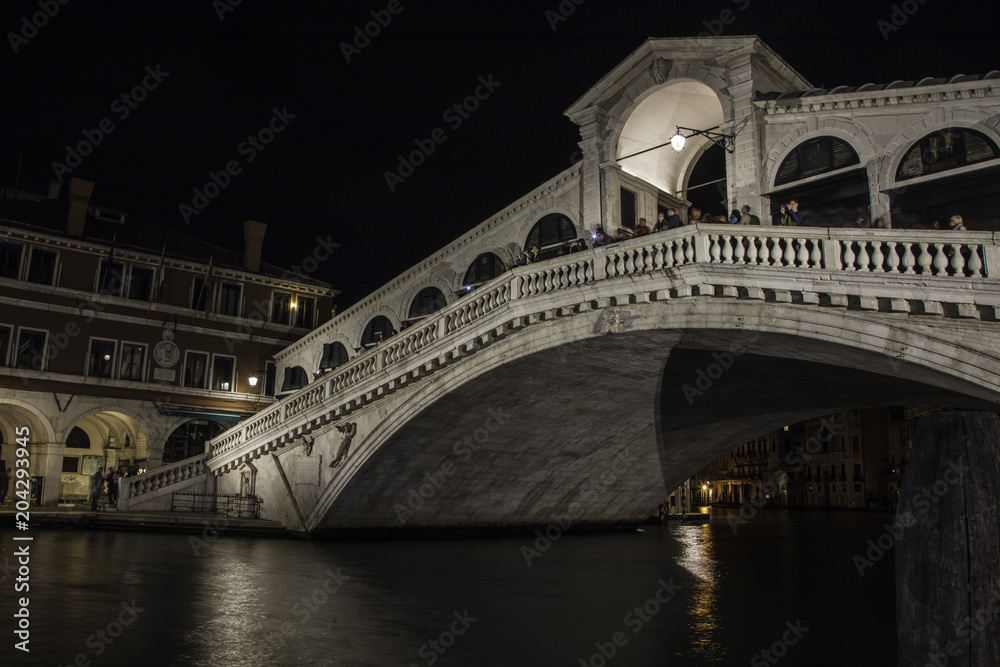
left=0, top=502, right=289, bottom=537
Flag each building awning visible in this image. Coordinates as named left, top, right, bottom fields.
left=155, top=403, right=254, bottom=422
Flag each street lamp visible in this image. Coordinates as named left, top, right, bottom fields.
left=670, top=126, right=735, bottom=154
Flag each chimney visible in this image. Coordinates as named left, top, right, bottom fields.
left=66, top=177, right=94, bottom=237
left=242, top=220, right=267, bottom=273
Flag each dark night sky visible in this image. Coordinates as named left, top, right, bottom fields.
left=1, top=0, right=997, bottom=307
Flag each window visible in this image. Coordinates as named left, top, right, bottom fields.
left=62, top=457, right=79, bottom=473
left=183, top=351, right=209, bottom=389
left=319, top=342, right=349, bottom=370
left=120, top=343, right=146, bottom=382
left=218, top=282, right=242, bottom=317
left=0, top=242, right=22, bottom=279
left=463, top=252, right=506, bottom=286
left=291, top=296, right=315, bottom=328
left=0, top=325, right=10, bottom=366
left=896, top=127, right=1000, bottom=181
left=15, top=329, right=46, bottom=370
left=127, top=266, right=154, bottom=301
left=619, top=187, right=637, bottom=229
left=775, top=136, right=860, bottom=186
left=852, top=435, right=860, bottom=452
left=211, top=355, right=235, bottom=391
left=409, top=287, right=447, bottom=319
left=361, top=316, right=395, bottom=347
left=67, top=427, right=91, bottom=449
left=271, top=292, right=291, bottom=325
left=98, top=259, right=125, bottom=296
left=26, top=248, right=57, bottom=285
left=87, top=339, right=116, bottom=378
left=524, top=214, right=577, bottom=260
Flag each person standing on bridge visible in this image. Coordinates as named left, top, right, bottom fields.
left=949, top=215, right=967, bottom=230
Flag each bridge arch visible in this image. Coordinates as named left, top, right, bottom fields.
left=306, top=295, right=1000, bottom=531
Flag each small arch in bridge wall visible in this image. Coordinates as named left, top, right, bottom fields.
left=360, top=315, right=397, bottom=348
left=522, top=213, right=579, bottom=260
left=398, top=276, right=455, bottom=324
left=761, top=121, right=880, bottom=195
left=281, top=365, right=309, bottom=393
left=881, top=116, right=1000, bottom=190
left=462, top=252, right=507, bottom=289
left=310, top=333, right=354, bottom=372
left=317, top=341, right=351, bottom=373
left=407, top=286, right=448, bottom=320
left=346, top=306, right=399, bottom=352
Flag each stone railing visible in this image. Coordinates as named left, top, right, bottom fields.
left=124, top=453, right=211, bottom=499
left=207, top=224, right=1000, bottom=467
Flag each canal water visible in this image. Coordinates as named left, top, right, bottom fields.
left=1, top=508, right=896, bottom=666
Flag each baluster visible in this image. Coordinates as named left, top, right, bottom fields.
left=884, top=242, right=899, bottom=274
left=949, top=244, right=966, bottom=276
left=652, top=243, right=665, bottom=270
left=968, top=246, right=984, bottom=277
left=902, top=242, right=916, bottom=274
left=684, top=239, right=694, bottom=264
left=720, top=235, right=733, bottom=264
left=809, top=238, right=822, bottom=268
left=746, top=236, right=758, bottom=265
left=856, top=241, right=871, bottom=272
left=674, top=241, right=685, bottom=265
left=710, top=235, right=722, bottom=263
left=931, top=243, right=949, bottom=275
left=733, top=235, right=746, bottom=265
left=916, top=243, right=932, bottom=275
left=870, top=241, right=884, bottom=272
left=770, top=238, right=783, bottom=266
left=796, top=238, right=809, bottom=267
left=624, top=249, right=635, bottom=275
left=842, top=241, right=857, bottom=271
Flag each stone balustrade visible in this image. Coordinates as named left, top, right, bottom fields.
left=206, top=224, right=1000, bottom=472
left=123, top=453, right=211, bottom=500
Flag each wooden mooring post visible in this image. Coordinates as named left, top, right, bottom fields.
left=897, top=411, right=1000, bottom=666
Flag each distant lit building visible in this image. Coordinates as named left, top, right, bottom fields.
left=0, top=178, right=337, bottom=504
left=701, top=408, right=934, bottom=511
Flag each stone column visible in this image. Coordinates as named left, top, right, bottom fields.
left=896, top=412, right=1000, bottom=666
left=569, top=107, right=606, bottom=233
left=30, top=443, right=67, bottom=505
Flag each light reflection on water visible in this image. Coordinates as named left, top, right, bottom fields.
left=0, top=510, right=896, bottom=666
left=674, top=523, right=726, bottom=663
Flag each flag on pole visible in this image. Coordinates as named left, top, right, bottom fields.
left=203, top=256, right=214, bottom=319
left=155, top=245, right=166, bottom=302
left=101, top=234, right=118, bottom=295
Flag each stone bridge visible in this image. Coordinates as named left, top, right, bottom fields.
left=177, top=225, right=1000, bottom=534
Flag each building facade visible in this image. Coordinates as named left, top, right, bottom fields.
left=0, top=178, right=337, bottom=504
